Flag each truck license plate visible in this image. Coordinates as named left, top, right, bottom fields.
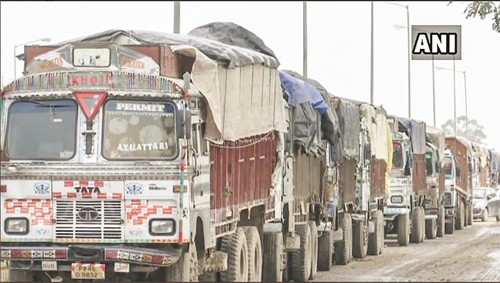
left=71, top=263, right=105, bottom=279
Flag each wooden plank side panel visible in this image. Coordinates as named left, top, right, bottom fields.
left=370, top=158, right=387, bottom=198
left=210, top=132, right=276, bottom=224
left=412, top=154, right=428, bottom=194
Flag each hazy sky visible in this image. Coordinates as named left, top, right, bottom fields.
left=1, top=1, right=499, bottom=149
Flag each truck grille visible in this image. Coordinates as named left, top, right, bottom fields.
left=55, top=200, right=123, bottom=240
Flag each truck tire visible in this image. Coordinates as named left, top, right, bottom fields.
left=482, top=208, right=489, bottom=222
left=445, top=217, right=455, bottom=234
left=262, top=231, right=283, bottom=282
left=410, top=208, right=423, bottom=243
left=436, top=205, right=445, bottom=238
left=308, top=221, right=318, bottom=279
left=8, top=270, right=35, bottom=282
left=455, top=201, right=465, bottom=230
left=352, top=220, right=368, bottom=258
left=243, top=226, right=263, bottom=282
left=165, top=243, right=198, bottom=282
left=290, top=223, right=312, bottom=282
left=334, top=213, right=352, bottom=265
left=419, top=207, right=426, bottom=242
left=397, top=213, right=410, bottom=246
left=317, top=229, right=333, bottom=271
left=425, top=219, right=437, bottom=239
left=221, top=227, right=249, bottom=282
left=468, top=203, right=474, bottom=225
left=368, top=210, right=384, bottom=256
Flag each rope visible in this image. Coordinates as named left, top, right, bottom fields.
left=209, top=132, right=274, bottom=149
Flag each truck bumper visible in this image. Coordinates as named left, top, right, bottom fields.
left=383, top=207, right=410, bottom=217
left=0, top=244, right=182, bottom=268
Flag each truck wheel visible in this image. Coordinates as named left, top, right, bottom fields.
left=436, top=205, right=445, bottom=238
left=419, top=207, right=426, bottom=242
left=397, top=213, right=410, bottom=246
left=8, top=270, right=35, bottom=282
left=165, top=243, right=198, bottom=282
left=290, top=223, right=312, bottom=282
left=468, top=204, right=474, bottom=225
left=410, top=208, right=422, bottom=243
left=425, top=219, right=437, bottom=239
left=243, top=226, right=263, bottom=282
left=352, top=220, right=368, bottom=258
left=334, top=213, right=352, bottom=265
left=221, top=227, right=249, bottom=282
left=262, top=231, right=283, bottom=282
left=455, top=201, right=465, bottom=230
left=482, top=208, right=489, bottom=222
left=308, top=221, right=318, bottom=279
left=445, top=217, right=455, bottom=234
left=317, top=229, right=333, bottom=271
left=368, top=210, right=384, bottom=256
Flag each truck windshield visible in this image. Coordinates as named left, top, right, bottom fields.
left=5, top=100, right=77, bottom=160
left=392, top=142, right=404, bottom=169
left=102, top=100, right=178, bottom=160
left=443, top=157, right=453, bottom=179
left=425, top=152, right=433, bottom=176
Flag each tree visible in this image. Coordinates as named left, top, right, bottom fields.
left=450, top=1, right=500, bottom=33
left=441, top=115, right=487, bottom=143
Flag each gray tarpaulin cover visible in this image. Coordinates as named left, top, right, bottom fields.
left=279, top=70, right=341, bottom=157
left=397, top=117, right=427, bottom=155
left=426, top=125, right=445, bottom=162
left=334, top=99, right=360, bottom=159
left=280, top=70, right=341, bottom=148
left=58, top=29, right=279, bottom=68
left=57, top=26, right=287, bottom=142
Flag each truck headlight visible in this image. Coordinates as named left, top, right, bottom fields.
left=5, top=218, right=29, bottom=234
left=149, top=219, right=175, bottom=235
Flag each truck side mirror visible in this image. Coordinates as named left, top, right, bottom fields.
left=456, top=167, right=461, bottom=177
left=177, top=108, right=192, bottom=139
left=435, top=161, right=440, bottom=173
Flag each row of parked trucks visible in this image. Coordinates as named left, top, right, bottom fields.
left=1, top=23, right=499, bottom=282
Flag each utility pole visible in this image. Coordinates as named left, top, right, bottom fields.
left=174, top=1, right=180, bottom=34
left=370, top=1, right=374, bottom=105
left=303, top=1, right=308, bottom=78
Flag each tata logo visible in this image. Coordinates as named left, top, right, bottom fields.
left=126, top=183, right=143, bottom=195
left=34, top=183, right=50, bottom=194
left=75, top=187, right=101, bottom=193
left=77, top=206, right=100, bottom=221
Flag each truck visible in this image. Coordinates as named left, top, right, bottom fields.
left=327, top=98, right=390, bottom=264
left=443, top=136, right=474, bottom=233
left=384, top=116, right=427, bottom=246
left=0, top=26, right=293, bottom=282
left=278, top=70, right=342, bottom=281
left=424, top=126, right=446, bottom=238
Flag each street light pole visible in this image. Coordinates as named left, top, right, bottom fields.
left=406, top=5, right=411, bottom=118
left=13, top=37, right=51, bottom=80
left=463, top=71, right=468, bottom=139
left=432, top=54, right=436, bottom=127
left=386, top=2, right=411, bottom=118
left=174, top=1, right=180, bottom=34
left=452, top=58, right=457, bottom=135
left=303, top=1, right=308, bottom=78
left=370, top=1, right=374, bottom=105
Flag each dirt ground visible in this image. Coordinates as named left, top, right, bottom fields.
left=313, top=219, right=500, bottom=282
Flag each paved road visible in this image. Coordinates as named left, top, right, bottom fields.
left=313, top=219, right=500, bottom=282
